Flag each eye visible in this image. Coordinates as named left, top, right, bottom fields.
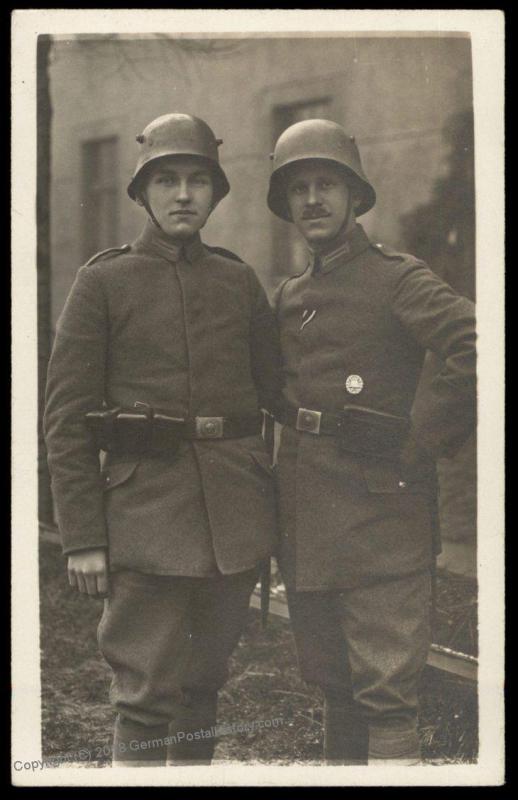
left=192, top=175, right=210, bottom=186
left=319, top=179, right=334, bottom=189
left=156, top=175, right=175, bottom=185
left=289, top=184, right=306, bottom=196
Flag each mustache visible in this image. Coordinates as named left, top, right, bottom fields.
left=301, top=207, right=331, bottom=220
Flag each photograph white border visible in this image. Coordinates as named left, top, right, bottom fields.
left=12, top=8, right=505, bottom=787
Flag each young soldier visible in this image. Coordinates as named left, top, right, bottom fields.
left=44, top=113, right=281, bottom=766
left=268, top=119, right=476, bottom=765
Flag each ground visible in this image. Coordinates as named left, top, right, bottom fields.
left=39, top=540, right=477, bottom=767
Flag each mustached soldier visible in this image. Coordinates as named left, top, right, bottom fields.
left=44, top=113, right=281, bottom=766
left=268, top=119, right=476, bottom=765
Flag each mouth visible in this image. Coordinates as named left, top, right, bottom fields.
left=170, top=210, right=197, bottom=217
left=302, top=210, right=331, bottom=221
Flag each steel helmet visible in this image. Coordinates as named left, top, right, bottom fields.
left=267, top=119, right=376, bottom=221
left=127, top=113, right=230, bottom=204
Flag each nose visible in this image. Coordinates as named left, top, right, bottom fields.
left=176, top=179, right=191, bottom=204
left=307, top=182, right=320, bottom=205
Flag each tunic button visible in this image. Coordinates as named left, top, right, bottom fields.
left=205, top=421, right=216, bottom=434
left=398, top=480, right=407, bottom=488
left=106, top=476, right=110, bottom=484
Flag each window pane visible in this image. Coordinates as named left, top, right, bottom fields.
left=82, top=137, right=119, bottom=259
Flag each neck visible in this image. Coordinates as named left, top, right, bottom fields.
left=145, top=216, right=200, bottom=248
left=311, top=218, right=357, bottom=256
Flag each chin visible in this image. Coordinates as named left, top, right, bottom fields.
left=164, top=224, right=198, bottom=239
left=305, top=230, right=335, bottom=245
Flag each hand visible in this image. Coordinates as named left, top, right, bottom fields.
left=67, top=548, right=109, bottom=597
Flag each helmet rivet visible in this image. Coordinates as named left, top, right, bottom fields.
left=350, top=135, right=355, bottom=142
left=136, top=134, right=145, bottom=144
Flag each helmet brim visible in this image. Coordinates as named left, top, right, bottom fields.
left=127, top=153, right=230, bottom=205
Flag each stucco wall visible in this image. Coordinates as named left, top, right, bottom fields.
left=49, top=35, right=473, bottom=322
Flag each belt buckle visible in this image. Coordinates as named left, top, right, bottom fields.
left=196, top=416, right=224, bottom=439
left=296, top=407, right=322, bottom=435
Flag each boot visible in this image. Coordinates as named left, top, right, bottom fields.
left=167, top=689, right=218, bottom=765
left=324, top=691, right=369, bottom=765
left=367, top=723, right=421, bottom=765
left=112, top=715, right=169, bottom=767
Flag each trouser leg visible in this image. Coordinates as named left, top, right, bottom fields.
left=98, top=571, right=195, bottom=766
left=98, top=567, right=259, bottom=766
left=285, top=571, right=431, bottom=765
left=284, top=587, right=369, bottom=764
left=167, top=567, right=260, bottom=765
left=339, top=571, right=432, bottom=763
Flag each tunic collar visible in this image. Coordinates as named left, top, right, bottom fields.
left=136, top=218, right=205, bottom=264
left=308, top=223, right=371, bottom=274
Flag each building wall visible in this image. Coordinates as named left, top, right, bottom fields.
left=49, top=35, right=473, bottom=324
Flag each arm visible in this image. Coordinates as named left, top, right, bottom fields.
left=391, top=262, right=476, bottom=461
left=247, top=267, right=284, bottom=419
left=44, top=264, right=110, bottom=593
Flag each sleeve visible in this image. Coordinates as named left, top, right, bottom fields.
left=43, top=265, right=109, bottom=554
left=391, top=261, right=477, bottom=460
left=246, top=266, right=284, bottom=417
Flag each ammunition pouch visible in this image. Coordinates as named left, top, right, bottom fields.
left=337, top=405, right=409, bottom=458
left=85, top=406, right=262, bottom=455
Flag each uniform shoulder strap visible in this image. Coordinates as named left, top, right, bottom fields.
left=371, top=241, right=411, bottom=262
left=204, top=244, right=244, bottom=263
left=84, top=244, right=131, bottom=267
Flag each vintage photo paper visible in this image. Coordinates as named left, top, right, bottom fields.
left=12, top=8, right=504, bottom=787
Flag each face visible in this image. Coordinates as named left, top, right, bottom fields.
left=139, top=155, right=214, bottom=240
left=285, top=160, right=357, bottom=246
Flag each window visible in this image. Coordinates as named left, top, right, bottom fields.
left=82, top=137, right=119, bottom=260
left=272, top=99, right=331, bottom=277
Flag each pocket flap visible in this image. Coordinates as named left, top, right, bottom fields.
left=362, top=460, right=432, bottom=494
left=102, top=460, right=138, bottom=491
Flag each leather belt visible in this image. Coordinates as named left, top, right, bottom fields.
left=277, top=402, right=410, bottom=457
left=86, top=407, right=263, bottom=454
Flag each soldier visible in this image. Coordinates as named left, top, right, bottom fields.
left=44, top=113, right=281, bottom=766
left=268, top=119, right=476, bottom=765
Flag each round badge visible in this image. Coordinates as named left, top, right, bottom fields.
left=345, top=374, right=364, bottom=394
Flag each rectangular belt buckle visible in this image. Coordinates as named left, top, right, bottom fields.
left=296, top=408, right=322, bottom=435
left=195, top=416, right=224, bottom=439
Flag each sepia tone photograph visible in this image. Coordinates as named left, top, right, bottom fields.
left=12, top=9, right=504, bottom=787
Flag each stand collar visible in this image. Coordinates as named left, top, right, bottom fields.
left=136, top=218, right=205, bottom=264
left=308, top=223, right=371, bottom=274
